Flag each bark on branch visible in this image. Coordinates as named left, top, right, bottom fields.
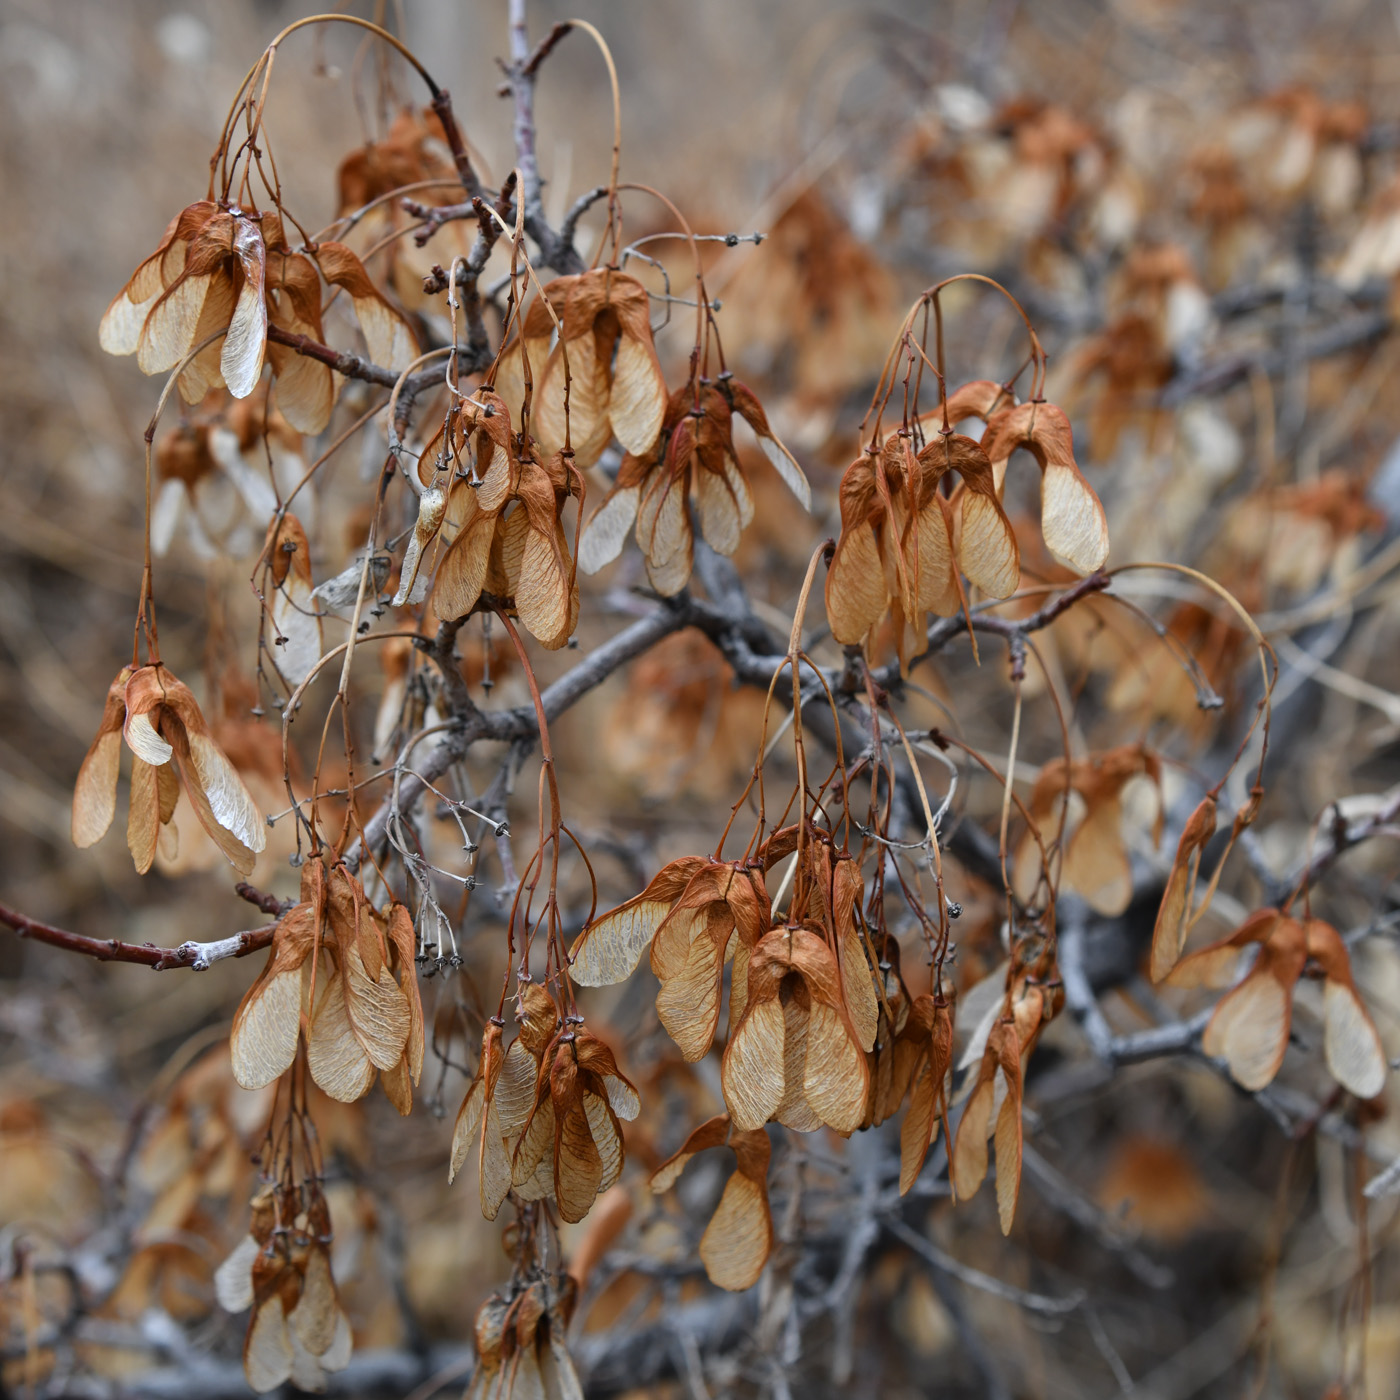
left=0, top=900, right=275, bottom=970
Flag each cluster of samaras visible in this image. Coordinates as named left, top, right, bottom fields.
left=102, top=197, right=814, bottom=646
left=391, top=263, right=814, bottom=644
left=466, top=1274, right=582, bottom=1400
left=552, top=824, right=1064, bottom=1288
left=449, top=984, right=640, bottom=1227
left=72, top=662, right=268, bottom=874
left=100, top=201, right=419, bottom=430
left=214, top=1180, right=353, bottom=1394
left=827, top=382, right=1110, bottom=663
left=230, top=858, right=425, bottom=1113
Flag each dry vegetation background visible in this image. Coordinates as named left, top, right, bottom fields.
left=7, top=0, right=1400, bottom=1396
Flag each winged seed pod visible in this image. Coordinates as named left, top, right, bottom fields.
left=650, top=1114, right=775, bottom=1291
left=722, top=925, right=869, bottom=1136
left=824, top=426, right=1018, bottom=663
left=394, top=391, right=584, bottom=649
left=101, top=206, right=417, bottom=430
left=451, top=987, right=558, bottom=1213
left=978, top=400, right=1110, bottom=574
left=466, top=1277, right=583, bottom=1400
left=265, top=232, right=419, bottom=433
left=452, top=998, right=639, bottom=1225
left=825, top=437, right=947, bottom=655
left=950, top=1020, right=1024, bottom=1235
left=862, top=938, right=915, bottom=1129
left=567, top=855, right=710, bottom=986
left=72, top=663, right=266, bottom=874
left=335, top=108, right=472, bottom=313
left=215, top=1186, right=353, bottom=1394
left=262, top=513, right=322, bottom=688
left=897, top=993, right=956, bottom=1196
left=525, top=1030, right=640, bottom=1224
left=758, top=829, right=880, bottom=1056
left=100, top=201, right=268, bottom=402
left=1012, top=745, right=1162, bottom=916
left=650, top=861, right=771, bottom=1061
left=1304, top=918, right=1388, bottom=1099
left=495, top=268, right=668, bottom=469
left=1169, top=910, right=1386, bottom=1096
left=951, top=942, right=1062, bottom=1233
left=915, top=431, right=1021, bottom=599
left=230, top=860, right=422, bottom=1112
left=578, top=375, right=810, bottom=593
left=1149, top=794, right=1218, bottom=982
left=391, top=391, right=513, bottom=606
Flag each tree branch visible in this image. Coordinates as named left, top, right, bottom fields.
left=500, top=6, right=585, bottom=275
left=1161, top=310, right=1391, bottom=404
left=0, top=900, right=275, bottom=970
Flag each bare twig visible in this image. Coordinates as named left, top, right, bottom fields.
left=500, top=5, right=585, bottom=274
left=881, top=1215, right=1085, bottom=1316
left=1162, top=310, right=1391, bottom=404
left=0, top=900, right=275, bottom=970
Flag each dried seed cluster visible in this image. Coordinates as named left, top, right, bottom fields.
left=61, top=10, right=1397, bottom=1395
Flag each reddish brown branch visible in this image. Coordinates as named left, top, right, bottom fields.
left=0, top=900, right=275, bottom=971
left=235, top=881, right=295, bottom=917
left=265, top=323, right=402, bottom=390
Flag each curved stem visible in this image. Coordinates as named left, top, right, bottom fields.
left=215, top=14, right=441, bottom=194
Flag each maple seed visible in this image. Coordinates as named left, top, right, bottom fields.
left=216, top=1186, right=353, bottom=1394
left=230, top=859, right=422, bottom=1113
left=1171, top=910, right=1388, bottom=1097
left=73, top=663, right=267, bottom=875
left=650, top=1114, right=775, bottom=1291
left=980, top=400, right=1111, bottom=574
left=1149, top=795, right=1218, bottom=982
left=102, top=209, right=418, bottom=429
